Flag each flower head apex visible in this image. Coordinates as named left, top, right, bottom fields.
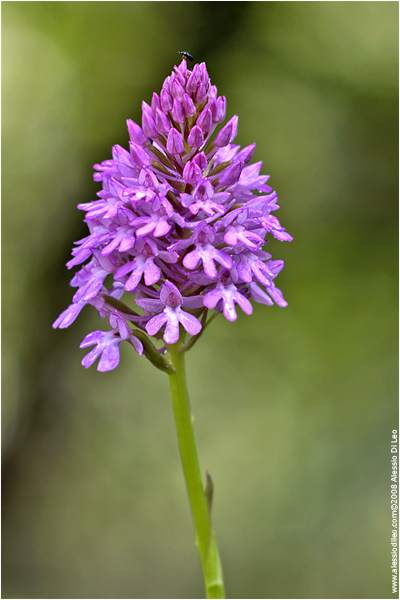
left=53, top=58, right=292, bottom=371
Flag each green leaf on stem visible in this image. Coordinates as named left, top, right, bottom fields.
left=131, top=329, right=174, bottom=373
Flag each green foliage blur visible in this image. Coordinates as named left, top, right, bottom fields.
left=2, top=2, right=398, bottom=598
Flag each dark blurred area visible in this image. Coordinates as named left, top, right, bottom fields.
left=2, top=2, right=398, bottom=599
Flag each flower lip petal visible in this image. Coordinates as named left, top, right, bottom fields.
left=233, top=291, right=253, bottom=315
left=53, top=302, right=85, bottom=329
left=97, top=342, right=121, bottom=372
left=79, top=330, right=104, bottom=348
left=203, top=288, right=221, bottom=310
left=81, top=346, right=102, bottom=369
left=162, top=313, right=180, bottom=344
left=146, top=312, right=168, bottom=337
left=178, top=310, right=202, bottom=336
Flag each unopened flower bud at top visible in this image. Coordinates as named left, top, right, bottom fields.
left=214, top=115, right=238, bottom=147
left=127, top=119, right=148, bottom=146
left=129, top=142, right=151, bottom=167
left=166, top=128, right=184, bottom=155
left=187, top=126, right=204, bottom=150
left=172, top=98, right=185, bottom=124
left=183, top=93, right=196, bottom=117
left=142, top=104, right=159, bottom=139
left=196, top=107, right=213, bottom=133
left=155, top=108, right=171, bottom=135
left=160, top=88, right=173, bottom=113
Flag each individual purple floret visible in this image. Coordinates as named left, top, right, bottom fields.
left=80, top=312, right=143, bottom=372
left=53, top=58, right=292, bottom=371
left=136, top=281, right=202, bottom=344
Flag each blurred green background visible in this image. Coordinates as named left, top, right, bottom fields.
left=2, top=2, right=398, bottom=598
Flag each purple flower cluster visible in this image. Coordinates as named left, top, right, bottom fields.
left=53, top=59, right=292, bottom=371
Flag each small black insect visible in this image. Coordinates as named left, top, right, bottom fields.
left=178, top=51, right=194, bottom=62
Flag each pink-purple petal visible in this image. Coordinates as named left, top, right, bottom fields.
left=97, top=342, right=120, bottom=372
left=162, top=311, right=180, bottom=344
left=146, top=312, right=168, bottom=336
left=178, top=310, right=202, bottom=336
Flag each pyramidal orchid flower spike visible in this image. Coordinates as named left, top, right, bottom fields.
left=54, top=58, right=292, bottom=599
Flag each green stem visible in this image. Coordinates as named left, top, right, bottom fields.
left=167, top=337, right=225, bottom=599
